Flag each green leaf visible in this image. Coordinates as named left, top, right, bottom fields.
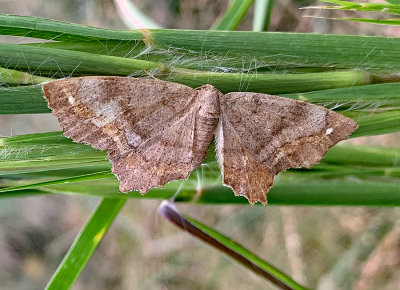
left=1, top=132, right=400, bottom=206
left=4, top=178, right=400, bottom=206
left=0, top=85, right=50, bottom=114
left=0, top=67, right=52, bottom=85
left=158, top=201, right=309, bottom=289
left=0, top=42, right=160, bottom=77
left=0, top=171, right=114, bottom=194
left=0, top=14, right=144, bottom=41
left=0, top=71, right=373, bottom=114
left=315, top=0, right=400, bottom=15
left=336, top=17, right=400, bottom=26
left=148, top=30, right=400, bottom=72
left=45, top=197, right=126, bottom=290
left=346, top=110, right=400, bottom=137
left=305, top=1, right=400, bottom=26
left=4, top=81, right=400, bottom=138
left=285, top=82, right=400, bottom=109
left=252, top=0, right=275, bottom=31
left=3, top=15, right=400, bottom=72
left=212, top=0, right=255, bottom=30
left=385, top=0, right=400, bottom=4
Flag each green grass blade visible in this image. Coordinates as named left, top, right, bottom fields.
left=252, top=0, right=275, bottom=31
left=345, top=110, right=400, bottom=137
left=24, top=40, right=147, bottom=59
left=167, top=70, right=370, bottom=94
left=0, top=85, right=49, bottom=114
left=212, top=0, right=255, bottom=30
left=0, top=42, right=160, bottom=77
left=2, top=178, right=400, bottom=206
left=0, top=188, right=51, bottom=198
left=322, top=144, right=400, bottom=167
left=3, top=15, right=400, bottom=71
left=0, top=14, right=144, bottom=41
left=4, top=132, right=400, bottom=169
left=0, top=171, right=113, bottom=193
left=45, top=197, right=126, bottom=290
left=158, top=201, right=308, bottom=289
left=0, top=71, right=372, bottom=112
left=1, top=132, right=400, bottom=206
left=194, top=180, right=400, bottom=206
left=0, top=132, right=109, bottom=175
left=0, top=67, right=52, bottom=84
left=285, top=82, right=400, bottom=109
left=0, top=40, right=374, bottom=93
left=149, top=30, right=400, bottom=71
left=336, top=17, right=400, bottom=26
left=4, top=80, right=400, bottom=139
left=315, top=0, right=400, bottom=15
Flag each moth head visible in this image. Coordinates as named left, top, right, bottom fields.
left=196, top=84, right=221, bottom=119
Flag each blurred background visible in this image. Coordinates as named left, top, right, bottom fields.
left=0, top=0, right=400, bottom=289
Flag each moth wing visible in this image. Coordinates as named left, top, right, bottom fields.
left=43, top=77, right=220, bottom=193
left=217, top=92, right=357, bottom=204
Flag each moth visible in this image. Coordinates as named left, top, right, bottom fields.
left=43, top=76, right=357, bottom=204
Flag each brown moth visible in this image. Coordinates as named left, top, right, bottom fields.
left=42, top=76, right=357, bottom=204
